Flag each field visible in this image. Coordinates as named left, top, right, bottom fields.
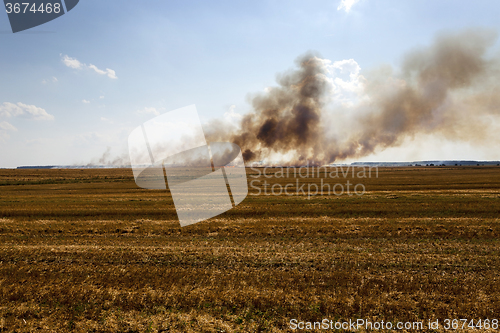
left=0, top=166, right=499, bottom=332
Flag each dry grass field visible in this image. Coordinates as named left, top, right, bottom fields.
left=0, top=166, right=499, bottom=332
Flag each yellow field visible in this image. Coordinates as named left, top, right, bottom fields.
left=0, top=167, right=499, bottom=332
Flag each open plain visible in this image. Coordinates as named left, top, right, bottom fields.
left=0, top=166, right=499, bottom=332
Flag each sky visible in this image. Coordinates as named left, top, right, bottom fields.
left=1, top=0, right=500, bottom=168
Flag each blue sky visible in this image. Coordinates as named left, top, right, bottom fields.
left=1, top=0, right=500, bottom=167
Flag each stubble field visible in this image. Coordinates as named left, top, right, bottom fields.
left=0, top=166, right=499, bottom=332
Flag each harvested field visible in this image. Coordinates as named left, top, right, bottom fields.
left=0, top=167, right=499, bottom=332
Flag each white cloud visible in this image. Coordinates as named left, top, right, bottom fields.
left=82, top=99, right=91, bottom=104
left=317, top=57, right=367, bottom=107
left=61, top=55, right=118, bottom=79
left=337, top=0, right=360, bottom=13
left=62, top=55, right=83, bottom=69
left=99, top=95, right=105, bottom=99
left=0, top=102, right=54, bottom=121
left=136, top=107, right=161, bottom=116
left=88, top=64, right=118, bottom=79
left=224, top=105, right=243, bottom=128
left=0, top=121, right=17, bottom=132
left=105, top=69, right=117, bottom=79
left=87, top=64, right=106, bottom=75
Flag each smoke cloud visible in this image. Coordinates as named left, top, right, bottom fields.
left=87, top=147, right=130, bottom=167
left=206, top=29, right=500, bottom=165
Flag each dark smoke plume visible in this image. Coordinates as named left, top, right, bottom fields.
left=206, top=29, right=500, bottom=165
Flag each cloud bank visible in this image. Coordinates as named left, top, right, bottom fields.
left=0, top=102, right=54, bottom=121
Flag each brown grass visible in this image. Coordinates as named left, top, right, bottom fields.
left=0, top=166, right=499, bottom=332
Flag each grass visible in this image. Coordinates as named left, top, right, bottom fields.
left=0, top=166, right=499, bottom=332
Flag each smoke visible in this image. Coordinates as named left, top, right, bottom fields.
left=87, top=147, right=130, bottom=166
left=207, top=53, right=331, bottom=164
left=205, top=29, right=500, bottom=165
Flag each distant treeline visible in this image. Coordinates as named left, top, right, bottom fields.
left=17, top=166, right=57, bottom=169
left=16, top=165, right=130, bottom=169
